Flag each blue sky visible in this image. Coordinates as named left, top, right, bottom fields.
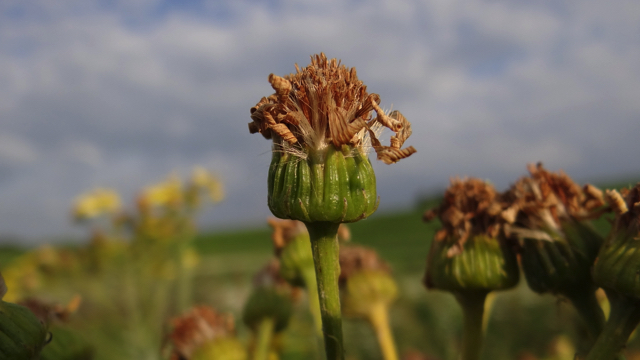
left=0, top=0, right=639, bottom=243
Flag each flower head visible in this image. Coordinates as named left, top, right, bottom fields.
left=502, top=163, right=606, bottom=238
left=249, top=53, right=415, bottom=164
left=424, top=177, right=508, bottom=257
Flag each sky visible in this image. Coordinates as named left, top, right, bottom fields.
left=0, top=0, right=639, bottom=243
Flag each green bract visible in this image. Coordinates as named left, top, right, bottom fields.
left=268, top=145, right=377, bottom=223
left=593, top=186, right=640, bottom=298
left=519, top=221, right=602, bottom=295
left=426, top=233, right=519, bottom=292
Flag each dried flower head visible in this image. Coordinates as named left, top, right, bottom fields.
left=167, top=306, right=236, bottom=360
left=424, top=178, right=507, bottom=257
left=249, top=53, right=415, bottom=164
left=502, top=163, right=606, bottom=240
left=339, top=245, right=390, bottom=283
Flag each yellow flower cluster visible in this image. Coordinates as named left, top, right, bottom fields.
left=72, top=188, right=121, bottom=220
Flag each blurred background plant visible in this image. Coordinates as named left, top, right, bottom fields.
left=2, top=168, right=640, bottom=359
left=1, top=166, right=223, bottom=360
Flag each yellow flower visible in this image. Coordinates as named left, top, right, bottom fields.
left=191, top=166, right=224, bottom=203
left=142, top=172, right=183, bottom=207
left=72, top=188, right=121, bottom=220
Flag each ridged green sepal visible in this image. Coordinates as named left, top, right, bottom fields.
left=425, top=234, right=519, bottom=292
left=593, top=229, right=640, bottom=299
left=268, top=145, right=377, bottom=223
left=520, top=221, right=603, bottom=295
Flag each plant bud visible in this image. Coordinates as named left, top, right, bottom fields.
left=503, top=164, right=606, bottom=296
left=424, top=178, right=519, bottom=292
left=242, top=261, right=293, bottom=333
left=250, top=53, right=416, bottom=224
left=342, top=270, right=398, bottom=319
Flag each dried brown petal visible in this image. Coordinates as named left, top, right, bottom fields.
left=376, top=146, right=417, bottom=165
left=606, top=189, right=628, bottom=215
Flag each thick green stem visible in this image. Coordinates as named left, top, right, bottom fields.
left=301, top=266, right=324, bottom=336
left=455, top=291, right=488, bottom=360
left=567, top=290, right=606, bottom=350
left=369, top=302, right=398, bottom=360
left=586, top=291, right=640, bottom=360
left=253, top=318, right=275, bottom=360
left=305, top=221, right=344, bottom=360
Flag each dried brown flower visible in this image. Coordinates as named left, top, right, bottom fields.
left=339, top=245, right=390, bottom=284
left=167, top=306, right=236, bottom=360
left=502, top=163, right=607, bottom=239
left=249, top=53, right=415, bottom=163
left=424, top=178, right=507, bottom=257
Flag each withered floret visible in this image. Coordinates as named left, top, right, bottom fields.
left=424, top=177, right=507, bottom=257
left=249, top=53, right=416, bottom=164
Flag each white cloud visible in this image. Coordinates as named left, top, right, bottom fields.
left=0, top=0, right=639, bottom=239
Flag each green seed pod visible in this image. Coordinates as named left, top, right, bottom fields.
left=191, top=338, right=247, bottom=360
left=593, top=185, right=640, bottom=298
left=519, top=220, right=603, bottom=295
left=39, top=324, right=93, bottom=360
left=342, top=270, right=398, bottom=319
left=268, top=145, right=377, bottom=223
left=0, top=301, right=49, bottom=360
left=426, top=233, right=519, bottom=292
left=424, top=178, right=519, bottom=293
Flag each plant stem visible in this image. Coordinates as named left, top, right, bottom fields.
left=305, top=221, right=344, bottom=360
left=253, top=317, right=275, bottom=360
left=455, top=291, right=488, bottom=360
left=369, top=302, right=398, bottom=360
left=301, top=266, right=324, bottom=336
left=586, top=291, right=640, bottom=360
left=567, top=289, right=606, bottom=350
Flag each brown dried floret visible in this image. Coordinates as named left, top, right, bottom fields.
left=339, top=245, right=390, bottom=284
left=248, top=53, right=415, bottom=163
left=503, top=163, right=608, bottom=236
left=606, top=184, right=640, bottom=230
left=424, top=178, right=507, bottom=257
left=167, top=306, right=235, bottom=360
